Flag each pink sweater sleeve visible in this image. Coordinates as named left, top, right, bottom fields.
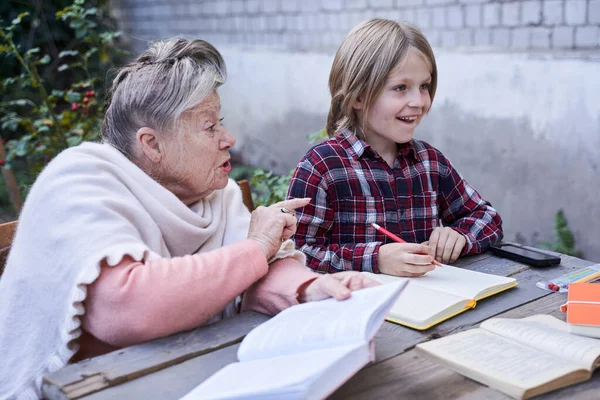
left=83, top=241, right=319, bottom=348
left=83, top=240, right=268, bottom=347
left=241, top=257, right=319, bottom=315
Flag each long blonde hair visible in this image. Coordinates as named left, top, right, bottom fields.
left=326, top=19, right=437, bottom=139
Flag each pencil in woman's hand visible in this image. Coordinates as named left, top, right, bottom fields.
left=371, top=222, right=442, bottom=267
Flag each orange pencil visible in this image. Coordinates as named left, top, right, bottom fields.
left=371, top=222, right=443, bottom=267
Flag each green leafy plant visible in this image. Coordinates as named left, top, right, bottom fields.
left=228, top=164, right=256, bottom=182
left=541, top=209, right=582, bottom=257
left=307, top=128, right=327, bottom=144
left=250, top=169, right=293, bottom=207
left=0, top=0, right=125, bottom=180
left=241, top=129, right=327, bottom=206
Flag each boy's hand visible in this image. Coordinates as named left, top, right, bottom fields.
left=426, top=227, right=467, bottom=264
left=377, top=243, right=436, bottom=277
left=298, top=272, right=380, bottom=303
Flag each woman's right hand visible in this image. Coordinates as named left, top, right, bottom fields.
left=247, top=197, right=311, bottom=259
left=377, top=243, right=436, bottom=277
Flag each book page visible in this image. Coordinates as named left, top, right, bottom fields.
left=364, top=266, right=515, bottom=301
left=481, top=316, right=600, bottom=370
left=409, top=265, right=516, bottom=300
left=519, top=314, right=568, bottom=331
left=386, top=280, right=471, bottom=329
left=237, top=281, right=405, bottom=362
left=181, top=343, right=368, bottom=400
left=416, top=329, right=583, bottom=391
left=363, top=269, right=513, bottom=329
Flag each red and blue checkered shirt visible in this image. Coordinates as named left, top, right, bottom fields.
left=287, top=131, right=503, bottom=274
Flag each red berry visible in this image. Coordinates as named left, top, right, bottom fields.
left=85, top=90, right=96, bottom=97
left=83, top=109, right=89, bottom=115
left=71, top=103, right=79, bottom=111
left=82, top=97, right=89, bottom=104
left=0, top=159, right=5, bottom=166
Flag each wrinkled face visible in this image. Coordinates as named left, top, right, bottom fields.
left=361, top=48, right=432, bottom=156
left=161, top=91, right=235, bottom=204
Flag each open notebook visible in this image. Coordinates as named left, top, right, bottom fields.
left=416, top=315, right=600, bottom=399
left=180, top=280, right=406, bottom=400
left=363, top=265, right=517, bottom=330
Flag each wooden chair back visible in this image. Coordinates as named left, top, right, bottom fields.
left=0, top=220, right=17, bottom=277
left=237, top=179, right=255, bottom=212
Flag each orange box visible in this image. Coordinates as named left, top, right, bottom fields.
left=561, top=283, right=600, bottom=338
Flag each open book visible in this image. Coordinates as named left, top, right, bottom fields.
left=416, top=315, right=600, bottom=399
left=180, top=280, right=407, bottom=400
left=363, top=265, right=517, bottom=330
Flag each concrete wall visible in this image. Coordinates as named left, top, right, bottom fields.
left=112, top=0, right=600, bottom=261
left=115, top=0, right=600, bottom=51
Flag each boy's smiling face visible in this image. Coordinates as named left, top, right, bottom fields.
left=356, top=47, right=432, bottom=157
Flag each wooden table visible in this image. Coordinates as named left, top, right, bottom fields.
left=43, top=248, right=600, bottom=399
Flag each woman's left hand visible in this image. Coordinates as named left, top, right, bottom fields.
left=298, top=272, right=380, bottom=303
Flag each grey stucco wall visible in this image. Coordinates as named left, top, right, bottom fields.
left=111, top=0, right=600, bottom=261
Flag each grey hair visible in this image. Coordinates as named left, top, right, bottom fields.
left=102, top=38, right=227, bottom=156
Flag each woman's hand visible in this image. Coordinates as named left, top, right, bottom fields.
left=377, top=243, right=436, bottom=277
left=247, top=197, right=311, bottom=259
left=427, top=227, right=467, bottom=264
left=298, top=271, right=380, bottom=303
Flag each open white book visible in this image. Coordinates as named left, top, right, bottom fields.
left=416, top=315, right=600, bottom=399
left=180, top=280, right=407, bottom=400
left=363, top=265, right=517, bottom=330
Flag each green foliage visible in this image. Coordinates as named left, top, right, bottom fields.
left=0, top=0, right=126, bottom=182
left=229, top=129, right=326, bottom=207
left=541, top=209, right=582, bottom=257
left=228, top=164, right=256, bottom=182
left=250, top=169, right=293, bottom=207
left=236, top=128, right=327, bottom=206
left=307, top=128, right=327, bottom=144
left=228, top=164, right=293, bottom=206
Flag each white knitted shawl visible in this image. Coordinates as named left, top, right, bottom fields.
left=0, top=142, right=297, bottom=399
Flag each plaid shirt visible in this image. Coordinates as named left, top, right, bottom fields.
left=287, top=131, right=503, bottom=274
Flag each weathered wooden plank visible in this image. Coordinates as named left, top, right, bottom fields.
left=42, top=312, right=269, bottom=400
left=333, top=294, right=600, bottom=400
left=81, top=345, right=241, bottom=400
left=372, top=252, right=594, bottom=362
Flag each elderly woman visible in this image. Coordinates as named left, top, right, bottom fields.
left=0, top=38, right=376, bottom=398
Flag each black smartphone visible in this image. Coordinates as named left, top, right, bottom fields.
left=488, top=243, right=561, bottom=267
